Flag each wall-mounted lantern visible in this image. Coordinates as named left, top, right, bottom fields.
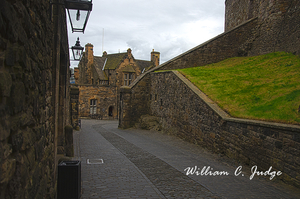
left=71, top=37, right=84, bottom=61
left=65, top=0, right=93, bottom=33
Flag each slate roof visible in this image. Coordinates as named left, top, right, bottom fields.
left=91, top=52, right=155, bottom=80
left=103, top=53, right=127, bottom=70
left=93, top=56, right=108, bottom=80
left=135, top=60, right=155, bottom=72
left=122, top=65, right=136, bottom=73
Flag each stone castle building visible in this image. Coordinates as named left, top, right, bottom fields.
left=119, top=0, right=300, bottom=188
left=74, top=44, right=160, bottom=119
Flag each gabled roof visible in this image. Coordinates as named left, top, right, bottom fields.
left=103, top=53, right=127, bottom=70
left=122, top=65, right=136, bottom=73
left=135, top=60, right=155, bottom=72
left=92, top=52, right=155, bottom=75
left=93, top=56, right=108, bottom=80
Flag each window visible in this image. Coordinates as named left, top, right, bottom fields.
left=124, top=73, right=134, bottom=86
left=90, top=99, right=97, bottom=115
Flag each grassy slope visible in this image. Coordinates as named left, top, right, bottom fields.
left=178, top=52, right=300, bottom=125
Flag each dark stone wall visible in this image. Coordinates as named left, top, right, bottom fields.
left=119, top=74, right=151, bottom=129
left=151, top=71, right=300, bottom=188
left=225, top=0, right=260, bottom=31
left=225, top=0, right=300, bottom=55
left=251, top=0, right=300, bottom=56
left=0, top=0, right=70, bottom=198
left=70, top=86, right=80, bottom=129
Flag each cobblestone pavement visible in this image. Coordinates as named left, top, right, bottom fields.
left=73, top=119, right=300, bottom=199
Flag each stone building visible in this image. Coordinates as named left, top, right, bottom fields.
left=74, top=44, right=160, bottom=119
left=0, top=0, right=74, bottom=198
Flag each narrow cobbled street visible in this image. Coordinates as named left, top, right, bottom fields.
left=73, top=119, right=300, bottom=199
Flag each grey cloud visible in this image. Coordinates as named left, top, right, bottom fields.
left=69, top=0, right=225, bottom=67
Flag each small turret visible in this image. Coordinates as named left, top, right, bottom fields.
left=151, top=49, right=160, bottom=67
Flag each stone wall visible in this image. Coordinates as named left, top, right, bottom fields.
left=251, top=0, right=300, bottom=56
left=119, top=71, right=300, bottom=188
left=150, top=71, right=300, bottom=188
left=70, top=87, right=80, bottom=129
left=78, top=85, right=118, bottom=119
left=119, top=74, right=151, bottom=129
left=0, top=0, right=70, bottom=198
left=225, top=0, right=300, bottom=55
left=225, top=0, right=259, bottom=31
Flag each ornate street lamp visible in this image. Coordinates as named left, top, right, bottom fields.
left=71, top=37, right=84, bottom=61
left=65, top=0, right=93, bottom=33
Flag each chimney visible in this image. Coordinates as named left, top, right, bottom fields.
left=127, top=48, right=132, bottom=58
left=85, top=43, right=94, bottom=64
left=151, top=49, right=160, bottom=67
left=85, top=43, right=94, bottom=84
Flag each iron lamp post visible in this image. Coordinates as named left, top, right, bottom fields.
left=71, top=37, right=84, bottom=61
left=65, top=0, right=93, bottom=33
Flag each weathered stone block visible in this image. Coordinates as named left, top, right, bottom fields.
left=0, top=158, right=16, bottom=184
left=35, top=136, right=45, bottom=161
left=21, top=128, right=35, bottom=150
left=0, top=72, right=12, bottom=97
left=26, top=147, right=36, bottom=170
left=11, top=81, right=25, bottom=113
left=11, top=132, right=23, bottom=152
left=65, top=125, right=74, bottom=157
left=0, top=118, right=10, bottom=141
left=5, top=45, right=16, bottom=67
left=1, top=143, right=12, bottom=160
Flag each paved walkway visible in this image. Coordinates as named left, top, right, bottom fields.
left=73, top=119, right=300, bottom=199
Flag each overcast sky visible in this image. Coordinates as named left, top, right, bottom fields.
left=68, top=0, right=225, bottom=68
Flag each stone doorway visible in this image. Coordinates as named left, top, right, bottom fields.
left=109, top=106, right=114, bottom=117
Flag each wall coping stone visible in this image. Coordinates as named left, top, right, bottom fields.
left=120, top=86, right=131, bottom=93
left=73, top=84, right=117, bottom=88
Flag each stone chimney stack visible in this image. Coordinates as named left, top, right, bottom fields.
left=127, top=48, right=132, bottom=59
left=85, top=43, right=94, bottom=84
left=151, top=49, right=160, bottom=67
left=85, top=43, right=94, bottom=64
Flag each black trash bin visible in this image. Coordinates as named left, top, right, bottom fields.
left=57, top=161, right=81, bottom=199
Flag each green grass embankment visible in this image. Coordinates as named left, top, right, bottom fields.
left=178, top=52, right=300, bottom=124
